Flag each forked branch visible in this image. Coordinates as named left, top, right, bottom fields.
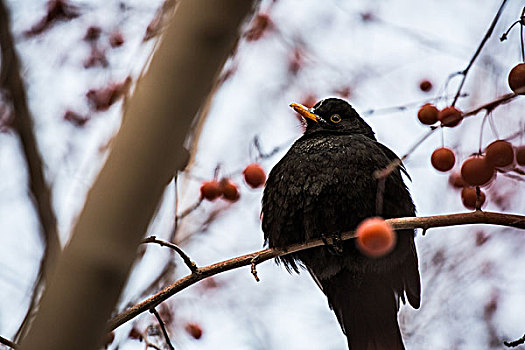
left=107, top=210, right=525, bottom=331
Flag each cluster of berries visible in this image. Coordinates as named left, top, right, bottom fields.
left=418, top=63, right=525, bottom=209
left=199, top=164, right=266, bottom=203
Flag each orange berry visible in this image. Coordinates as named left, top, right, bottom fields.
left=356, top=217, right=396, bottom=258
left=185, top=323, right=203, bottom=339
left=508, top=63, right=525, bottom=94
left=220, top=179, right=240, bottom=202
left=417, top=103, right=439, bottom=125
left=460, top=156, right=495, bottom=186
left=431, top=147, right=455, bottom=172
left=448, top=171, right=467, bottom=188
left=438, top=106, right=463, bottom=127
left=200, top=181, right=222, bottom=201
left=485, top=140, right=514, bottom=168
left=461, top=187, right=486, bottom=210
left=419, top=79, right=433, bottom=92
left=243, top=163, right=266, bottom=188
left=516, top=145, right=525, bottom=166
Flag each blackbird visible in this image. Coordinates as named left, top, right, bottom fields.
left=262, top=98, right=420, bottom=350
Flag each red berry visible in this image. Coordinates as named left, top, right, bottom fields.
left=417, top=104, right=439, bottom=125
left=448, top=171, right=467, bottom=188
left=356, top=217, right=396, bottom=258
left=200, top=181, right=222, bottom=201
left=438, top=106, right=463, bottom=127
left=245, top=13, right=273, bottom=41
left=516, top=145, right=525, bottom=166
left=508, top=63, right=525, bottom=94
left=335, top=86, right=352, bottom=98
left=128, top=327, right=142, bottom=340
left=84, top=26, right=101, bottom=41
left=485, top=140, right=514, bottom=168
left=86, top=78, right=131, bottom=111
left=243, top=163, right=266, bottom=188
left=461, top=187, right=486, bottom=210
left=460, top=156, right=495, bottom=186
left=109, top=31, right=124, bottom=47
left=419, top=79, right=433, bottom=92
left=431, top=147, right=455, bottom=172
left=220, top=179, right=240, bottom=202
left=185, top=323, right=203, bottom=339
left=64, top=110, right=89, bottom=126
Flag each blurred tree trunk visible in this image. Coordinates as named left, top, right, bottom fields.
left=19, top=1, right=253, bottom=350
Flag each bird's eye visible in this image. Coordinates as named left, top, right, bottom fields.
left=330, top=114, right=342, bottom=123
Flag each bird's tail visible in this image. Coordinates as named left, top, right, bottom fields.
left=319, top=270, right=405, bottom=350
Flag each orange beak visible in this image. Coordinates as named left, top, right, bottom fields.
left=290, top=103, right=320, bottom=123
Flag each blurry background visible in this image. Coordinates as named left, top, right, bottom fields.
left=1, top=0, right=525, bottom=349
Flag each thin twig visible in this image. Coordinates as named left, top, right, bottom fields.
left=375, top=177, right=385, bottom=215
left=107, top=211, right=525, bottom=331
left=250, top=257, right=260, bottom=282
left=401, top=125, right=439, bottom=161
left=149, top=308, right=175, bottom=350
left=175, top=199, right=203, bottom=222
left=0, top=335, right=18, bottom=349
left=374, top=126, right=438, bottom=179
left=520, top=6, right=525, bottom=62
left=254, top=135, right=296, bottom=160
left=499, top=20, right=521, bottom=41
left=504, top=333, right=525, bottom=347
left=142, top=236, right=199, bottom=274
left=451, top=0, right=508, bottom=106
left=361, top=93, right=468, bottom=117
left=0, top=1, right=61, bottom=341
left=462, top=91, right=522, bottom=118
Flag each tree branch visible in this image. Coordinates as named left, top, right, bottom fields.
left=0, top=1, right=62, bottom=342
left=107, top=210, right=525, bottom=331
left=504, top=333, right=525, bottom=347
left=0, top=335, right=18, bottom=349
left=142, top=236, right=199, bottom=274
left=18, top=1, right=254, bottom=350
left=149, top=308, right=174, bottom=350
left=462, top=89, right=524, bottom=118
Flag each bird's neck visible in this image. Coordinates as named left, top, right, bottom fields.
left=302, top=128, right=377, bottom=141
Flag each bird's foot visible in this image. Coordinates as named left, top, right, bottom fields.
left=321, top=232, right=344, bottom=256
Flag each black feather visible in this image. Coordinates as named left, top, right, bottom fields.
left=262, top=98, right=420, bottom=349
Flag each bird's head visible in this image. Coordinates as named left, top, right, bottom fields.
left=290, top=98, right=375, bottom=138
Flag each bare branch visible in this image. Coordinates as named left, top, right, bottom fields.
left=142, top=236, right=199, bottom=274
left=0, top=335, right=18, bottom=349
left=0, top=1, right=61, bottom=341
left=462, top=90, right=523, bottom=118
left=451, top=0, right=508, bottom=106
left=175, top=199, right=203, bottom=222
left=361, top=93, right=468, bottom=117
left=504, top=333, right=525, bottom=347
left=107, top=211, right=525, bottom=331
left=149, top=308, right=174, bottom=350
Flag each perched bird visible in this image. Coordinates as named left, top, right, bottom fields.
left=262, top=98, right=420, bottom=350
